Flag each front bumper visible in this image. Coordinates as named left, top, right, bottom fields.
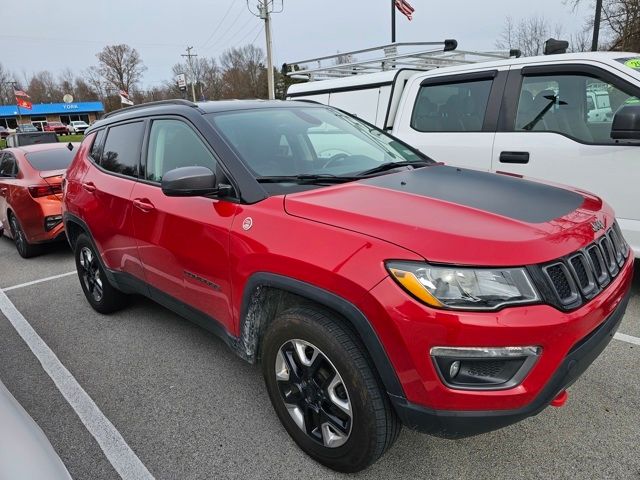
left=389, top=288, right=631, bottom=438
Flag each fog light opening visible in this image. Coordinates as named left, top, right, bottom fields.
left=449, top=360, right=461, bottom=378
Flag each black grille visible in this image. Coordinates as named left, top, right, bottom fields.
left=539, top=223, right=628, bottom=310
left=466, top=361, right=506, bottom=378
left=570, top=257, right=589, bottom=289
left=545, top=264, right=574, bottom=301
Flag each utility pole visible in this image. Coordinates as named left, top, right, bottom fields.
left=391, top=0, right=396, bottom=43
left=181, top=46, right=198, bottom=102
left=248, top=1, right=283, bottom=100
left=592, top=0, right=603, bottom=51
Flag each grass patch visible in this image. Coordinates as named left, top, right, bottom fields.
left=0, top=134, right=85, bottom=150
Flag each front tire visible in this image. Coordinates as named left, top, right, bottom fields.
left=262, top=306, right=401, bottom=472
left=74, top=234, right=127, bottom=314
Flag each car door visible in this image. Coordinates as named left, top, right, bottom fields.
left=393, top=69, right=507, bottom=171
left=130, top=117, right=238, bottom=330
left=80, top=121, right=146, bottom=281
left=0, top=153, right=11, bottom=231
left=491, top=63, right=640, bottom=252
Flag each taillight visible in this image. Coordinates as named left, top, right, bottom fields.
left=28, top=184, right=62, bottom=198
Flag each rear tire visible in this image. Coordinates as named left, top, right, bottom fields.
left=74, top=234, right=127, bottom=314
left=9, top=213, right=40, bottom=258
left=261, top=306, right=401, bottom=473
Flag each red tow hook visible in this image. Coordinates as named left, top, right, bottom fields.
left=550, top=390, right=569, bottom=407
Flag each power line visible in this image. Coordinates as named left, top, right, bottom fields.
left=199, top=0, right=237, bottom=49
left=0, top=33, right=184, bottom=48
left=232, top=23, right=263, bottom=46
left=214, top=16, right=256, bottom=51
left=202, top=6, right=246, bottom=51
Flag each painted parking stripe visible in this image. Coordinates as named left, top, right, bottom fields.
left=0, top=289, right=155, bottom=480
left=615, top=332, right=640, bottom=346
left=3, top=271, right=76, bottom=292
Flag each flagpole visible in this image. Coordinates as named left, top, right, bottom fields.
left=391, top=0, right=396, bottom=43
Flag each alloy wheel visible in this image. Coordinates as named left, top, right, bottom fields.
left=79, top=246, right=103, bottom=302
left=275, top=339, right=352, bottom=448
left=10, top=215, right=26, bottom=256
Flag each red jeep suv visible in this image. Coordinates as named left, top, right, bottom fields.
left=62, top=100, right=634, bottom=472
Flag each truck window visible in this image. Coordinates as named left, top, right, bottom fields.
left=410, top=79, right=492, bottom=132
left=515, top=73, right=640, bottom=144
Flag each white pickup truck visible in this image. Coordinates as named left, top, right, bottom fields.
left=286, top=42, right=640, bottom=256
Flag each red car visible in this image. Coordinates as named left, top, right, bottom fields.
left=62, top=100, right=634, bottom=472
left=1, top=143, right=76, bottom=257
left=44, top=122, right=69, bottom=135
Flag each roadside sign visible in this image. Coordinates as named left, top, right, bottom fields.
left=176, top=73, right=187, bottom=92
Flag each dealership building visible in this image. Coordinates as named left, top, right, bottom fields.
left=0, top=101, right=105, bottom=129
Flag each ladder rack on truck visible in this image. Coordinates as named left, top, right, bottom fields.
left=284, top=40, right=521, bottom=81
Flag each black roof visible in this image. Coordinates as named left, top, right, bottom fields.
left=90, top=99, right=321, bottom=133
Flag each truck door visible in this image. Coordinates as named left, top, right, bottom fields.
left=393, top=69, right=507, bottom=171
left=491, top=64, right=640, bottom=254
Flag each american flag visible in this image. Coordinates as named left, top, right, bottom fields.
left=14, top=89, right=30, bottom=98
left=395, top=0, right=415, bottom=20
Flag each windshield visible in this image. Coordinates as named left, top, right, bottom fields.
left=26, top=148, right=75, bottom=171
left=72, top=121, right=87, bottom=125
left=207, top=106, right=429, bottom=178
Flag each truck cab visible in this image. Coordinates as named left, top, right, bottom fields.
left=286, top=43, right=640, bottom=256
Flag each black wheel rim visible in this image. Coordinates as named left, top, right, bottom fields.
left=275, top=339, right=352, bottom=448
left=79, top=246, right=103, bottom=302
left=10, top=215, right=26, bottom=256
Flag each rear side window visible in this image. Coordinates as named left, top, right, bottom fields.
left=411, top=79, right=492, bottom=132
left=26, top=149, right=75, bottom=171
left=100, top=122, right=145, bottom=177
left=90, top=130, right=105, bottom=162
left=0, top=153, right=16, bottom=177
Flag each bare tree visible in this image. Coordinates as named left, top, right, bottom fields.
left=569, top=0, right=640, bottom=50
left=220, top=45, right=268, bottom=99
left=96, top=44, right=147, bottom=94
left=496, top=15, right=564, bottom=56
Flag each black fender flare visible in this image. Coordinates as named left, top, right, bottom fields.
left=240, top=272, right=406, bottom=398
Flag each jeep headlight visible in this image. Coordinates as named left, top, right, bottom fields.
left=386, top=261, right=540, bottom=311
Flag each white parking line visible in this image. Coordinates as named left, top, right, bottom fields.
left=615, top=332, right=640, bottom=346
left=3, top=271, right=76, bottom=292
left=0, top=289, right=155, bottom=480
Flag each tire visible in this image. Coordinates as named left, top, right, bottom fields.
left=262, top=306, right=401, bottom=472
left=8, top=212, right=40, bottom=258
left=74, top=234, right=127, bottom=314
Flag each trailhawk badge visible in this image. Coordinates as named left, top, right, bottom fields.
left=242, top=217, right=253, bottom=231
left=591, top=219, right=605, bottom=232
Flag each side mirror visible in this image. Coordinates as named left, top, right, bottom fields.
left=611, top=104, right=640, bottom=141
left=161, top=166, right=218, bottom=196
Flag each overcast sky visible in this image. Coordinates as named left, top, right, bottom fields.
left=2, top=0, right=593, bottom=90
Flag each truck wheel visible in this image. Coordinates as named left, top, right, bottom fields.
left=9, top=213, right=40, bottom=258
left=262, top=306, right=401, bottom=472
left=74, top=234, right=127, bottom=314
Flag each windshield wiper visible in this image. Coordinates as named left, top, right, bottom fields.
left=256, top=174, right=359, bottom=184
left=356, top=160, right=432, bottom=177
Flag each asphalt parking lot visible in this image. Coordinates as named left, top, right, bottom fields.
left=0, top=237, right=639, bottom=480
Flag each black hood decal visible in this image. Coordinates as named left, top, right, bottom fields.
left=360, top=165, right=584, bottom=224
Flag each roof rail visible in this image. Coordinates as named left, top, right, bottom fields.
left=102, top=99, right=199, bottom=119
left=284, top=41, right=519, bottom=81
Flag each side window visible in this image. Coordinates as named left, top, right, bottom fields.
left=89, top=129, right=105, bottom=163
left=0, top=153, right=16, bottom=177
left=101, top=122, right=145, bottom=177
left=146, top=119, right=217, bottom=183
left=515, top=73, right=640, bottom=144
left=411, top=79, right=493, bottom=132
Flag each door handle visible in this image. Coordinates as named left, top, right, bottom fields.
left=499, top=151, right=530, bottom=164
left=0, top=187, right=7, bottom=196
left=133, top=198, right=155, bottom=213
left=82, top=182, right=96, bottom=193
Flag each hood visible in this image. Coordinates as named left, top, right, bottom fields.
left=284, top=165, right=612, bottom=266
